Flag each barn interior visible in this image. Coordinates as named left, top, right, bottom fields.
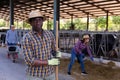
left=0, top=1, right=120, bottom=80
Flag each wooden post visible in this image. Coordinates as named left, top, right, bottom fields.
left=53, top=0, right=60, bottom=79
left=55, top=21, right=59, bottom=80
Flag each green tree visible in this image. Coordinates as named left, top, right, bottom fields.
left=23, top=22, right=31, bottom=29
left=74, top=18, right=86, bottom=30
left=14, top=21, right=31, bottom=29
left=0, top=19, right=6, bottom=27
left=61, top=20, right=71, bottom=30
left=93, top=16, right=113, bottom=31
left=112, top=16, right=120, bottom=31
left=61, top=18, right=87, bottom=30
left=42, top=20, right=54, bottom=30
left=94, top=17, right=106, bottom=30
left=47, top=20, right=53, bottom=30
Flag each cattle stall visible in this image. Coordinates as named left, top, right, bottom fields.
left=59, top=30, right=120, bottom=61
left=0, top=30, right=120, bottom=61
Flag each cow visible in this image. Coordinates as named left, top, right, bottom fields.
left=92, top=33, right=118, bottom=59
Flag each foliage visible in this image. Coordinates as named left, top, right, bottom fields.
left=42, top=20, right=54, bottom=30
left=61, top=18, right=87, bottom=30
left=112, top=16, right=120, bottom=30
left=14, top=21, right=31, bottom=29
left=47, top=20, right=54, bottom=30
left=92, top=16, right=114, bottom=31
left=93, top=16, right=106, bottom=28
left=112, top=16, right=120, bottom=25
left=23, top=22, right=31, bottom=29
left=0, top=19, right=6, bottom=27
left=0, top=16, right=120, bottom=31
left=61, top=20, right=71, bottom=30
left=74, top=18, right=86, bottom=30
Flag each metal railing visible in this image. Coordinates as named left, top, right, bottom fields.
left=0, top=30, right=120, bottom=61
left=59, top=30, right=120, bottom=61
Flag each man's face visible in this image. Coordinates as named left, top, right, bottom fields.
left=30, top=17, right=43, bottom=32
left=11, top=27, right=15, bottom=31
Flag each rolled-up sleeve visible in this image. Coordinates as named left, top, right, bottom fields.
left=21, top=34, right=35, bottom=66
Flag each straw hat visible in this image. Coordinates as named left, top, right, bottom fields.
left=27, top=10, right=45, bottom=22
left=82, top=34, right=90, bottom=39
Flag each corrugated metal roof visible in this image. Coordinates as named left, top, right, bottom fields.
left=0, top=0, right=120, bottom=21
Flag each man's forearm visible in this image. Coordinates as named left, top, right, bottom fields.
left=33, top=60, right=48, bottom=66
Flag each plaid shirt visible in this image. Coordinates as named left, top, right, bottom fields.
left=74, top=40, right=92, bottom=57
left=22, top=30, right=56, bottom=78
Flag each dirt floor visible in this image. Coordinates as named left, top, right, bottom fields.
left=59, top=58, right=120, bottom=80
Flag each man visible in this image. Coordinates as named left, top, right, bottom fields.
left=6, top=25, right=18, bottom=58
left=22, top=10, right=61, bottom=80
left=68, top=34, right=94, bottom=75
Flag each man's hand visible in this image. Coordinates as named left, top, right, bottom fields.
left=48, top=58, right=60, bottom=66
left=51, top=50, right=62, bottom=58
left=56, top=51, right=62, bottom=58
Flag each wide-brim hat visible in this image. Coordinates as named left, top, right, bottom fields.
left=26, top=10, right=45, bottom=23
left=83, top=34, right=90, bottom=39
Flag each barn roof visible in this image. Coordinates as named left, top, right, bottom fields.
left=0, top=0, right=120, bottom=21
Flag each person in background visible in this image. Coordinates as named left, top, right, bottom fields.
left=6, top=25, right=18, bottom=58
left=68, top=34, right=94, bottom=75
left=21, top=10, right=61, bottom=80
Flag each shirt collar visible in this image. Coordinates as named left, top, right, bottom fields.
left=31, top=29, right=44, bottom=36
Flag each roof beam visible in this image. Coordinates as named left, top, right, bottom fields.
left=61, top=0, right=95, bottom=17
left=84, top=0, right=114, bottom=15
